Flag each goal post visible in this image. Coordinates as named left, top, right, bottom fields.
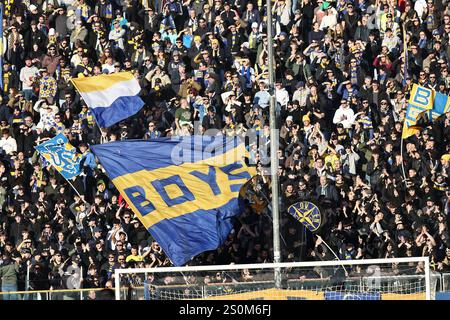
left=114, top=257, right=433, bottom=300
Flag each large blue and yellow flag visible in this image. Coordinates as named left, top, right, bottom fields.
left=91, top=136, right=256, bottom=266
left=35, top=133, right=82, bottom=179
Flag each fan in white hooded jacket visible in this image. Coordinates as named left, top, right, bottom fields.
left=0, top=129, right=17, bottom=155
left=33, top=99, right=59, bottom=131
left=333, top=102, right=355, bottom=129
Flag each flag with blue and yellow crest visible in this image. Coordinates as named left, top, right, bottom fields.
left=288, top=201, right=322, bottom=233
left=35, top=133, right=82, bottom=179
left=91, top=136, right=256, bottom=266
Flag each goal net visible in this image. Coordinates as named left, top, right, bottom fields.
left=114, top=257, right=433, bottom=300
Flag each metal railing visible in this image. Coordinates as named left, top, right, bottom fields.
left=0, top=287, right=107, bottom=300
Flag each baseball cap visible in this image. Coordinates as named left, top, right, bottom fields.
left=296, top=81, right=305, bottom=88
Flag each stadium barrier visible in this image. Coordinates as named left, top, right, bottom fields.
left=114, top=258, right=435, bottom=300
left=0, top=265, right=447, bottom=300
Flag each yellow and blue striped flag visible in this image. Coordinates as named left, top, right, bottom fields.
left=404, top=84, right=434, bottom=127
left=71, top=72, right=144, bottom=127
left=91, top=136, right=256, bottom=266
left=35, top=133, right=82, bottom=179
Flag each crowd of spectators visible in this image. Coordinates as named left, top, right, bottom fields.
left=0, top=0, right=449, bottom=299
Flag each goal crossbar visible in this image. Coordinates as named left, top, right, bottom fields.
left=114, top=257, right=431, bottom=300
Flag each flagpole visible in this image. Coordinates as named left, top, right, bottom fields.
left=47, top=162, right=87, bottom=203
left=402, top=24, right=408, bottom=82
left=266, top=0, right=282, bottom=288
left=400, top=26, right=410, bottom=189
left=314, top=235, right=349, bottom=276
left=399, top=133, right=409, bottom=190
left=66, top=176, right=86, bottom=202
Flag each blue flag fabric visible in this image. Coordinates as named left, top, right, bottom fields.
left=35, top=133, right=82, bottom=179
left=91, top=136, right=256, bottom=266
left=429, top=91, right=450, bottom=122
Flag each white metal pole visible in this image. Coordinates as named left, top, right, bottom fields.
left=114, top=270, right=121, bottom=300
left=266, top=0, right=282, bottom=289
left=424, top=257, right=431, bottom=300
left=25, top=264, right=30, bottom=300
left=79, top=266, right=83, bottom=300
